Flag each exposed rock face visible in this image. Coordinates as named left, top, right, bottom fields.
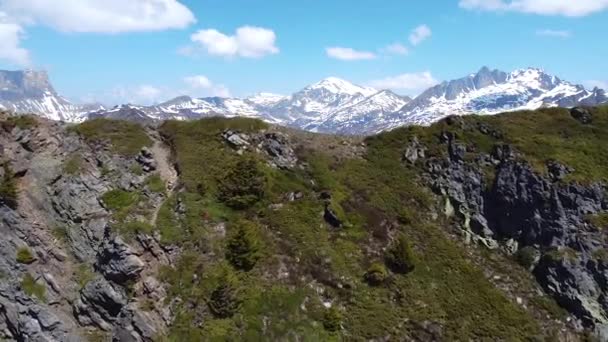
left=570, top=107, right=593, bottom=124
left=0, top=119, right=173, bottom=341
left=74, top=276, right=128, bottom=331
left=403, top=137, right=426, bottom=164
left=96, top=236, right=145, bottom=284
left=422, top=130, right=608, bottom=333
left=221, top=129, right=298, bottom=169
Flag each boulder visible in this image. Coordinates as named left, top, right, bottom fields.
left=403, top=137, right=426, bottom=164
left=74, top=277, right=128, bottom=330
left=570, top=107, right=593, bottom=124
left=96, top=236, right=145, bottom=284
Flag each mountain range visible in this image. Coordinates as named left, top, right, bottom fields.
left=1, top=67, right=606, bottom=134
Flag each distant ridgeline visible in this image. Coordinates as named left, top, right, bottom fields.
left=1, top=67, right=606, bottom=135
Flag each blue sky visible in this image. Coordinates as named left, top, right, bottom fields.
left=0, top=0, right=607, bottom=105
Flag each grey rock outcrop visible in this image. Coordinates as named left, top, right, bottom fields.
left=96, top=236, right=145, bottom=284
left=424, top=131, right=608, bottom=333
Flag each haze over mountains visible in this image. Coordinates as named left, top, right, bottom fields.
left=1, top=67, right=606, bottom=134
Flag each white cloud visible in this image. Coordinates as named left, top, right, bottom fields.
left=536, top=29, right=571, bottom=38
left=183, top=75, right=231, bottom=97
left=459, top=0, right=608, bottom=17
left=0, top=0, right=195, bottom=33
left=0, top=14, right=30, bottom=66
left=326, top=47, right=377, bottom=61
left=409, top=25, right=432, bottom=46
left=184, top=75, right=212, bottom=89
left=583, top=80, right=608, bottom=90
left=190, top=26, right=279, bottom=58
left=368, top=72, right=438, bottom=94
left=382, top=43, right=409, bottom=56
left=88, top=76, right=232, bottom=106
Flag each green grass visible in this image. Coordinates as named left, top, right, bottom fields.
left=117, top=220, right=154, bottom=239
left=1, top=115, right=38, bottom=132
left=0, top=164, right=18, bottom=209
left=153, top=116, right=548, bottom=340
left=21, top=273, right=46, bottom=301
left=70, top=118, right=152, bottom=157
left=587, top=212, right=608, bottom=230
left=146, top=174, right=165, bottom=193
left=101, top=189, right=139, bottom=211
left=16, top=247, right=35, bottom=264
left=63, top=153, right=85, bottom=175
left=74, top=264, right=95, bottom=289
left=378, top=106, right=608, bottom=183
left=52, top=226, right=70, bottom=244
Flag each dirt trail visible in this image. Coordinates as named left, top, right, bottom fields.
left=147, top=131, right=178, bottom=224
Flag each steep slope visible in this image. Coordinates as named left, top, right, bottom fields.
left=0, top=70, right=103, bottom=122
left=389, top=67, right=608, bottom=127
left=3, top=107, right=608, bottom=340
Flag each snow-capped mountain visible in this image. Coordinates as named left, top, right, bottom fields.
left=4, top=67, right=607, bottom=135
left=385, top=67, right=608, bottom=128
left=0, top=70, right=103, bottom=122
left=101, top=77, right=409, bottom=133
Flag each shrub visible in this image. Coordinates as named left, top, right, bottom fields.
left=384, top=234, right=416, bottom=274
left=0, top=164, right=18, bottom=209
left=516, top=246, right=538, bottom=269
left=364, top=263, right=388, bottom=286
left=208, top=270, right=241, bottom=318
left=586, top=213, right=608, bottom=230
left=21, top=273, right=46, bottom=301
left=52, top=226, right=70, bottom=244
left=101, top=189, right=138, bottom=211
left=322, top=306, right=342, bottom=332
left=1, top=115, right=37, bottom=132
left=218, top=157, right=266, bottom=209
left=146, top=174, right=165, bottom=193
left=118, top=220, right=154, bottom=239
left=225, top=220, right=263, bottom=271
left=16, top=247, right=35, bottom=264
left=130, top=164, right=144, bottom=176
left=63, top=154, right=84, bottom=175
left=75, top=264, right=95, bottom=289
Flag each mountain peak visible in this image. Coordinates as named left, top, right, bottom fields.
left=307, top=77, right=377, bottom=96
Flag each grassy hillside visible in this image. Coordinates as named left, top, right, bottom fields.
left=152, top=109, right=599, bottom=340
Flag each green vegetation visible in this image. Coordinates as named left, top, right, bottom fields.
left=387, top=106, right=608, bottom=183
left=364, top=263, right=389, bottom=286
left=322, top=306, right=342, bottom=332
left=74, top=264, right=95, bottom=288
left=101, top=189, right=139, bottom=212
left=21, top=273, right=46, bottom=301
left=1, top=115, right=37, bottom=132
left=52, top=225, right=70, bottom=244
left=70, top=118, right=152, bottom=156
left=130, top=163, right=144, bottom=176
left=117, top=220, right=154, bottom=239
left=516, top=246, right=538, bottom=269
left=0, top=164, right=18, bottom=209
left=16, top=247, right=35, bottom=264
left=207, top=268, right=242, bottom=318
left=587, top=212, right=608, bottom=230
left=218, top=157, right=266, bottom=209
left=63, top=153, right=85, bottom=175
left=145, top=174, right=165, bottom=193
left=384, top=234, right=417, bottom=274
left=225, top=220, right=263, bottom=271
left=154, top=116, right=549, bottom=339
